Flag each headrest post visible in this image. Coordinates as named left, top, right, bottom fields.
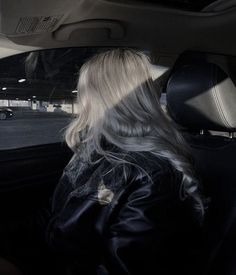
left=229, top=132, right=233, bottom=139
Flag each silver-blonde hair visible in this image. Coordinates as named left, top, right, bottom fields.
left=65, top=48, right=204, bottom=217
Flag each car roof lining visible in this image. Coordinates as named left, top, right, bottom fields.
left=0, top=0, right=235, bottom=58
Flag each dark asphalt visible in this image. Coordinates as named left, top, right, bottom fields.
left=0, top=112, right=73, bottom=150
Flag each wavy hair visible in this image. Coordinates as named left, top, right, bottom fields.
left=65, top=48, right=204, bottom=217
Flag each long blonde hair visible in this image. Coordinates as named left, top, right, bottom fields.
left=65, top=48, right=204, bottom=217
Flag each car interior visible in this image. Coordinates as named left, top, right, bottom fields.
left=1, top=0, right=236, bottom=274
left=166, top=57, right=236, bottom=275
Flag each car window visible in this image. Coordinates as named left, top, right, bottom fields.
left=0, top=47, right=113, bottom=150
left=0, top=47, right=164, bottom=151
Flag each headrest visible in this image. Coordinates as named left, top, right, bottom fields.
left=166, top=63, right=236, bottom=132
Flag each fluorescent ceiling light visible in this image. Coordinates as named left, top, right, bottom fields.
left=18, top=78, right=26, bottom=83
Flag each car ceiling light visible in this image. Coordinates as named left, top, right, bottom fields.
left=32, top=96, right=36, bottom=98
left=18, top=78, right=26, bottom=83
left=72, top=90, right=78, bottom=93
left=2, top=87, right=7, bottom=90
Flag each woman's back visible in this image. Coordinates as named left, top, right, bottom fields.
left=46, top=48, right=205, bottom=274
left=47, top=150, right=204, bottom=275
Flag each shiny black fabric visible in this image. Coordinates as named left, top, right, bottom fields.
left=46, top=151, right=204, bottom=275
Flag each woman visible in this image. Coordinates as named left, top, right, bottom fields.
left=46, top=48, right=205, bottom=275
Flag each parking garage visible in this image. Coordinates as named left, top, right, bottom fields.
left=0, top=48, right=95, bottom=149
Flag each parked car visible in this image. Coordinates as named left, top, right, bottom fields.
left=0, top=107, right=13, bottom=120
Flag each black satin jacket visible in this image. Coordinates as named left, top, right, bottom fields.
left=46, top=151, right=204, bottom=275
